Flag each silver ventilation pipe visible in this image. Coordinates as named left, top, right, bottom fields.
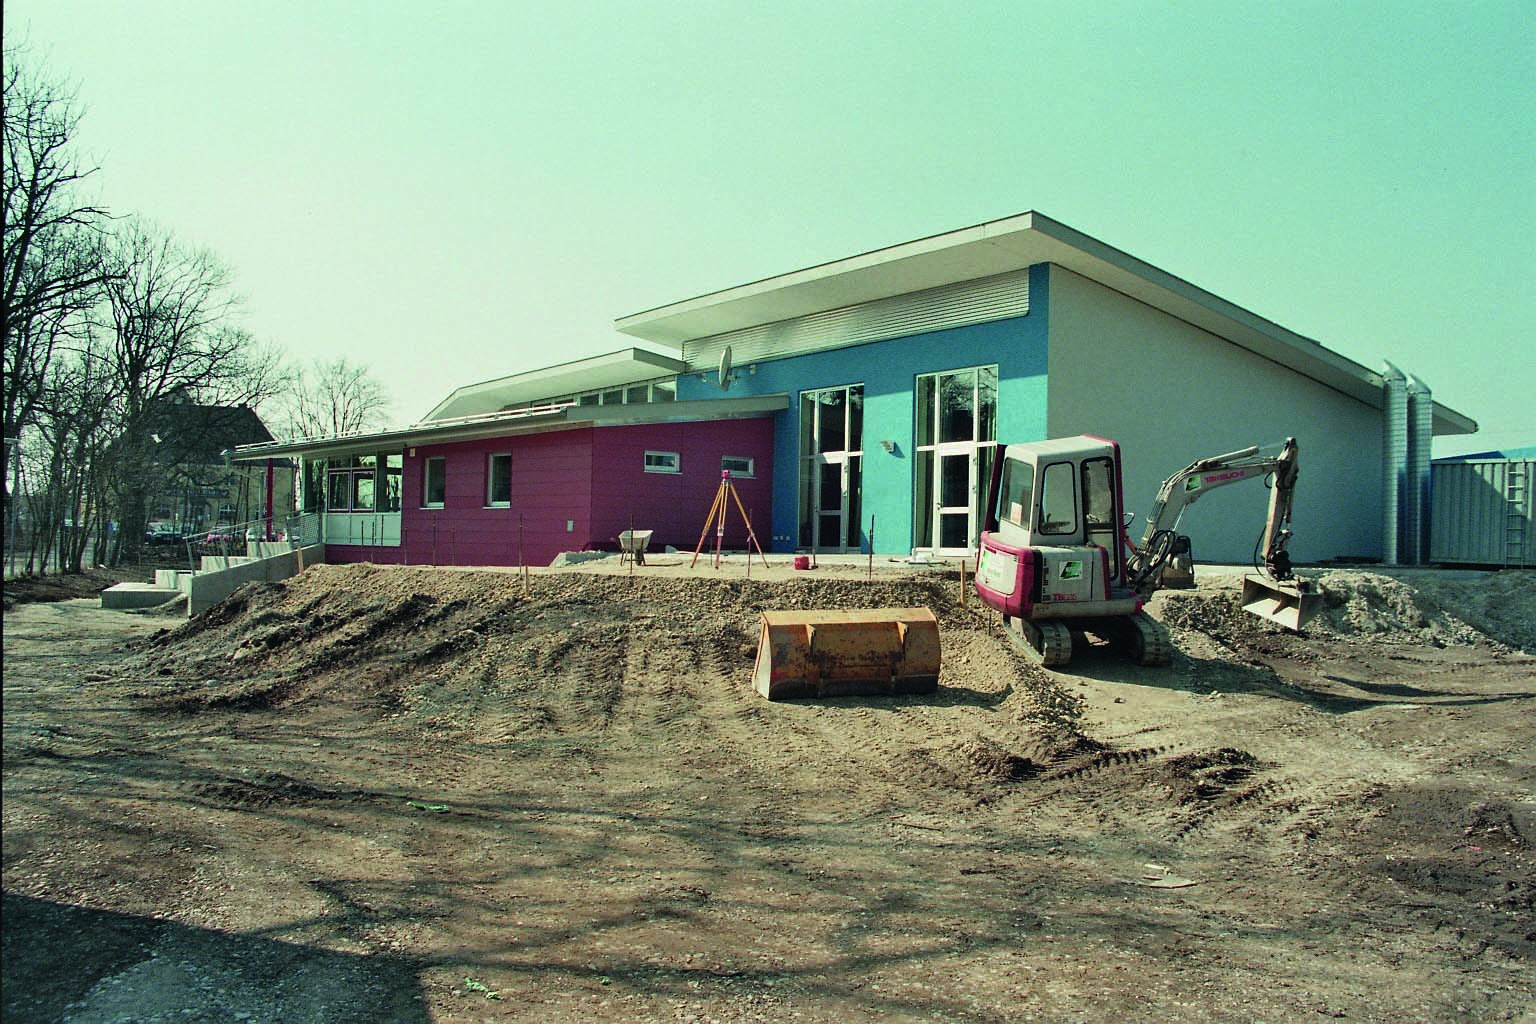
left=1381, top=361, right=1408, bottom=565
left=1406, top=374, right=1434, bottom=565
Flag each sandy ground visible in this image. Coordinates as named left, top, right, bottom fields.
left=3, top=560, right=1533, bottom=1023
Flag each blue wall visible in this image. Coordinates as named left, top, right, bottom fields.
left=675, top=264, right=1051, bottom=554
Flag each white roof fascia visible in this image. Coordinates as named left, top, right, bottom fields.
left=228, top=395, right=788, bottom=463
left=614, top=211, right=1477, bottom=436
left=424, top=347, right=689, bottom=421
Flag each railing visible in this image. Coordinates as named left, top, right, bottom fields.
left=286, top=512, right=322, bottom=547
left=177, top=515, right=291, bottom=569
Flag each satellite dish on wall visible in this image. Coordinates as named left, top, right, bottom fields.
left=718, top=345, right=733, bottom=392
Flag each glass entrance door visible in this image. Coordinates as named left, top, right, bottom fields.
left=799, top=385, right=864, bottom=552
left=935, top=448, right=976, bottom=550
left=915, top=366, right=997, bottom=556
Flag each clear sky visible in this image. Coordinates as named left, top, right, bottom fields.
left=11, top=0, right=1533, bottom=454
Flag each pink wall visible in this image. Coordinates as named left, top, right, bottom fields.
left=590, top=419, right=774, bottom=554
left=400, top=429, right=594, bottom=567
left=327, top=417, right=774, bottom=569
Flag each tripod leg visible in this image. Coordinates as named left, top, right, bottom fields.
left=691, top=484, right=727, bottom=568
left=727, top=483, right=771, bottom=567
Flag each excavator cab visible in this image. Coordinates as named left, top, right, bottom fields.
left=977, top=436, right=1141, bottom=619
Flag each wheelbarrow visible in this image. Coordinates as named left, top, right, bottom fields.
left=618, top=529, right=654, bottom=565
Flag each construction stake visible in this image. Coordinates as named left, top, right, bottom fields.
left=868, top=515, right=876, bottom=580
left=519, top=515, right=528, bottom=595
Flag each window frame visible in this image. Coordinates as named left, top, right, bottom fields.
left=1038, top=460, right=1079, bottom=536
left=422, top=455, right=446, bottom=508
left=644, top=450, right=681, bottom=474
left=486, top=452, right=512, bottom=507
left=721, top=455, right=755, bottom=479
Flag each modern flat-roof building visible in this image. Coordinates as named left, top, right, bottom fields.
left=235, top=212, right=1475, bottom=568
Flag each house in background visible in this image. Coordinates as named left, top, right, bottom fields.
left=143, top=402, right=294, bottom=537
left=234, top=211, right=1477, bottom=568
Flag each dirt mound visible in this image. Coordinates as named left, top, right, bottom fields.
left=1156, top=570, right=1523, bottom=650
left=1401, top=569, right=1536, bottom=652
left=125, top=564, right=1018, bottom=724
left=1311, top=571, right=1493, bottom=645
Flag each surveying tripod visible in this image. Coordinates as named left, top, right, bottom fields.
left=692, top=470, right=769, bottom=569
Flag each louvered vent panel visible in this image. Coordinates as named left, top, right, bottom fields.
left=682, top=268, right=1029, bottom=370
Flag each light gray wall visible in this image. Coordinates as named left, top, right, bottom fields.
left=1045, top=265, right=1382, bottom=565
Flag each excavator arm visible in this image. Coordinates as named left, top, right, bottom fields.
left=1127, top=438, right=1302, bottom=589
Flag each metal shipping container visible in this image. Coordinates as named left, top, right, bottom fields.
left=1430, top=459, right=1533, bottom=566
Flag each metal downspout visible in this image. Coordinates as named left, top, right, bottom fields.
left=1381, top=362, right=1408, bottom=565
left=1406, top=374, right=1434, bottom=565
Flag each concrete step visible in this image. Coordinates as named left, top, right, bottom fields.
left=101, top=583, right=184, bottom=610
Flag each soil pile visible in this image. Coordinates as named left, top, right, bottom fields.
left=1155, top=569, right=1534, bottom=651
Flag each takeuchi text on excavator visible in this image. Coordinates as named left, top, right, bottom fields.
left=973, top=435, right=1321, bottom=668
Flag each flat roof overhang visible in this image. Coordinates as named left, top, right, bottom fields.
left=616, top=211, right=1476, bottom=436
left=228, top=394, right=790, bottom=463
left=425, top=347, right=688, bottom=421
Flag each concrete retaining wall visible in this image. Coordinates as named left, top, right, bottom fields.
left=156, top=544, right=324, bottom=616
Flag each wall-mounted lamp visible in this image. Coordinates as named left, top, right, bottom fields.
left=879, top=439, right=896, bottom=453
left=748, top=364, right=758, bottom=375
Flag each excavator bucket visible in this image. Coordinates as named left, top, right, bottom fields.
left=752, top=608, right=941, bottom=700
left=1241, top=574, right=1322, bottom=632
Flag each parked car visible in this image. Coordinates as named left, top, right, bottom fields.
left=145, top=524, right=182, bottom=545
left=204, top=526, right=240, bottom=545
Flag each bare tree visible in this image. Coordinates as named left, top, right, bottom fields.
left=98, top=220, right=285, bottom=561
left=2, top=47, right=112, bottom=533
left=281, top=356, right=391, bottom=439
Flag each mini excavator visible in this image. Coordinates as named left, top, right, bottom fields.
left=974, top=435, right=1320, bottom=668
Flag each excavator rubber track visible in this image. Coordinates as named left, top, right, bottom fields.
left=1003, top=616, right=1074, bottom=667
left=1121, top=611, right=1172, bottom=666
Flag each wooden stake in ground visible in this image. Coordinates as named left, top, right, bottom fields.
left=868, top=514, right=875, bottom=580
left=519, top=515, right=528, bottom=595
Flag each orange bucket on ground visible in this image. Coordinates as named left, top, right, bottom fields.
left=751, top=608, right=941, bottom=700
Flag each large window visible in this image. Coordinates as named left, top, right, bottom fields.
left=327, top=455, right=376, bottom=512
left=798, top=384, right=863, bottom=551
left=309, top=453, right=402, bottom=513
left=914, top=366, right=997, bottom=553
left=487, top=453, right=511, bottom=506
left=423, top=456, right=446, bottom=507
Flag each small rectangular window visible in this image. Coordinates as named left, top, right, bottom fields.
left=487, top=452, right=511, bottom=506
left=653, top=381, right=675, bottom=402
left=578, top=393, right=600, bottom=406
left=644, top=451, right=680, bottom=474
left=626, top=384, right=649, bottom=404
left=721, top=456, right=755, bottom=478
left=423, top=456, right=446, bottom=507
